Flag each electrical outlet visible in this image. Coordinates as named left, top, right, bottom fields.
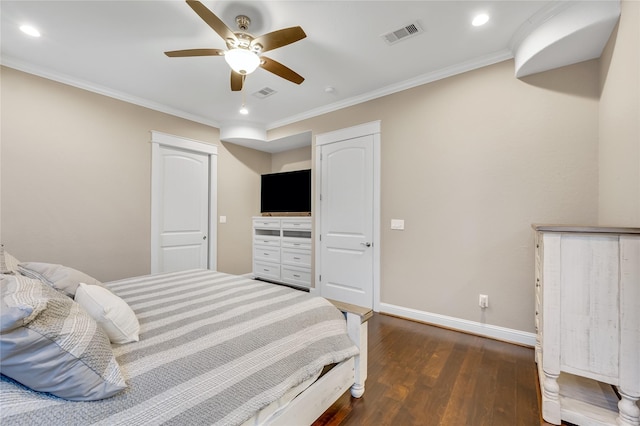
left=479, top=294, right=489, bottom=308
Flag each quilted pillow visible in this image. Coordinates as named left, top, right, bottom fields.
left=17, top=262, right=102, bottom=298
left=0, top=274, right=127, bottom=401
left=75, top=283, right=140, bottom=344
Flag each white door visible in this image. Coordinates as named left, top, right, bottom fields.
left=151, top=131, right=217, bottom=274
left=316, top=122, right=380, bottom=309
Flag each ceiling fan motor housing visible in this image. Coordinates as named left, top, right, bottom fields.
left=165, top=1, right=306, bottom=91
left=236, top=15, right=250, bottom=31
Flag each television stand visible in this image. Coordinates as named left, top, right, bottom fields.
left=252, top=216, right=312, bottom=289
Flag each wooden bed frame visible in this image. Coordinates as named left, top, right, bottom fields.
left=267, top=300, right=373, bottom=425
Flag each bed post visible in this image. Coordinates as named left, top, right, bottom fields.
left=346, top=311, right=368, bottom=397
left=328, top=299, right=373, bottom=398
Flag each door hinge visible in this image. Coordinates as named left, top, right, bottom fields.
left=319, top=234, right=322, bottom=241
left=319, top=274, right=322, bottom=282
left=319, top=193, right=322, bottom=201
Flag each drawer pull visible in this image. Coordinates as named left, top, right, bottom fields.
left=293, top=274, right=301, bottom=278
left=263, top=269, right=269, bottom=272
left=293, top=243, right=300, bottom=246
left=263, top=253, right=269, bottom=256
left=293, top=257, right=300, bottom=260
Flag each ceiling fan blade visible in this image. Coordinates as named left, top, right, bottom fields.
left=252, top=27, right=306, bottom=53
left=231, top=71, right=244, bottom=91
left=260, top=56, right=304, bottom=85
left=186, top=0, right=237, bottom=43
left=165, top=48, right=225, bottom=57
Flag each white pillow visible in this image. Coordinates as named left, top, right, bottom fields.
left=75, top=283, right=140, bottom=344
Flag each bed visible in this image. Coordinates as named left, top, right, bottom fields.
left=0, top=263, right=369, bottom=426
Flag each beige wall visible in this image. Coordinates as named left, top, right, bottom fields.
left=271, top=58, right=600, bottom=333
left=271, top=146, right=312, bottom=172
left=0, top=66, right=269, bottom=280
left=598, top=0, right=640, bottom=226
left=217, top=142, right=271, bottom=273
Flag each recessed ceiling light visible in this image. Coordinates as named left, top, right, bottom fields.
left=472, top=14, right=490, bottom=27
left=20, top=24, right=41, bottom=37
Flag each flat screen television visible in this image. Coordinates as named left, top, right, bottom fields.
left=261, top=169, right=311, bottom=214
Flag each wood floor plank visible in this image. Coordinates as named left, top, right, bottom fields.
left=313, top=313, right=546, bottom=426
left=439, top=337, right=483, bottom=425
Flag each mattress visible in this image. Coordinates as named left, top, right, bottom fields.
left=0, top=269, right=358, bottom=425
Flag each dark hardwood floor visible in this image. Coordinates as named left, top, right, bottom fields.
left=314, top=313, right=549, bottom=426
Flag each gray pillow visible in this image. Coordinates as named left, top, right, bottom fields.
left=0, top=245, right=19, bottom=274
left=17, top=262, right=102, bottom=298
left=0, top=274, right=48, bottom=331
left=0, top=274, right=127, bottom=401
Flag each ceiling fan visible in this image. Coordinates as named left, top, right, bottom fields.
left=165, top=0, right=306, bottom=91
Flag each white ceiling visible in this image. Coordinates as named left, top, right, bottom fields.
left=0, top=1, right=617, bottom=152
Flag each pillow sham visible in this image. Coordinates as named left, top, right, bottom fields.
left=75, top=283, right=140, bottom=344
left=17, top=262, right=102, bottom=298
left=0, top=245, right=19, bottom=274
left=0, top=275, right=48, bottom=331
left=0, top=274, right=127, bottom=401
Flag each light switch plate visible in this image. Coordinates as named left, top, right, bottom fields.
left=391, top=219, right=405, bottom=230
left=219, top=216, right=227, bottom=223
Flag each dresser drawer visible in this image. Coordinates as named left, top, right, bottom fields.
left=254, top=246, right=280, bottom=263
left=253, top=261, right=280, bottom=281
left=254, top=236, right=281, bottom=247
left=253, top=219, right=281, bottom=229
left=282, top=219, right=311, bottom=230
left=281, top=265, right=311, bottom=288
left=281, top=238, right=312, bottom=250
left=282, top=248, right=311, bottom=267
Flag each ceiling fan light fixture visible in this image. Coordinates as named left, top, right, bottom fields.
left=225, top=48, right=260, bottom=75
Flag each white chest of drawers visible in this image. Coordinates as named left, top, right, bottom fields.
left=253, top=217, right=312, bottom=289
left=534, top=225, right=640, bottom=426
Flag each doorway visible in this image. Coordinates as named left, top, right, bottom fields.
left=315, top=121, right=380, bottom=310
left=150, top=131, right=218, bottom=273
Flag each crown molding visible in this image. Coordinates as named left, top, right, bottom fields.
left=0, top=56, right=220, bottom=129
left=2, top=49, right=514, bottom=134
left=266, top=49, right=513, bottom=130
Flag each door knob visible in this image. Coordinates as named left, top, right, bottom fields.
left=203, top=235, right=207, bottom=240
left=361, top=242, right=371, bottom=247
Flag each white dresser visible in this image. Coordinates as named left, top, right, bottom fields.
left=533, top=225, right=640, bottom=426
left=253, top=216, right=312, bottom=289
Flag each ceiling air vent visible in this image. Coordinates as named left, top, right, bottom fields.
left=253, top=87, right=277, bottom=99
left=381, top=21, right=424, bottom=45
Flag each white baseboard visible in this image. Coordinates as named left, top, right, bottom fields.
left=379, top=302, right=536, bottom=347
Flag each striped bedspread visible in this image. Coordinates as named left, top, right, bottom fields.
left=0, top=269, right=359, bottom=425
